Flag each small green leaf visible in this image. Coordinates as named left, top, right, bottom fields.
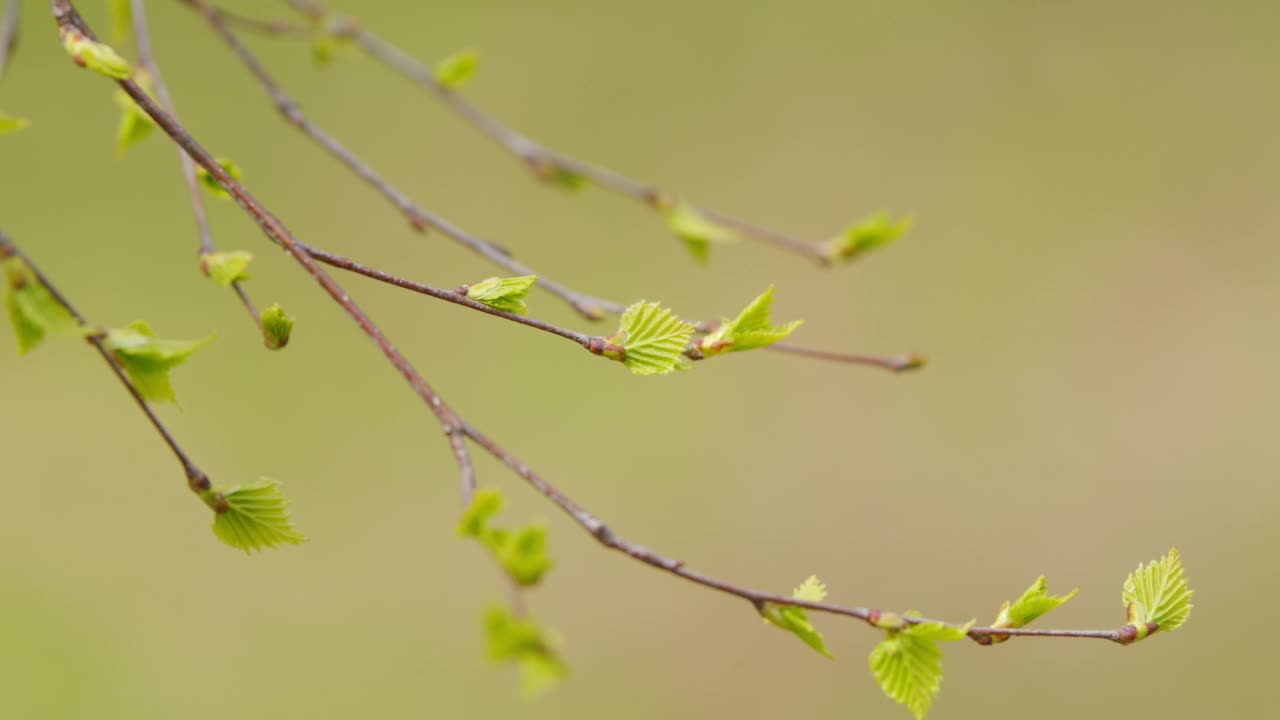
left=114, top=71, right=156, bottom=158
left=699, top=285, right=803, bottom=356
left=0, top=113, right=30, bottom=135
left=260, top=303, right=295, bottom=351
left=101, top=320, right=214, bottom=404
left=823, top=211, right=913, bottom=263
left=209, top=479, right=306, bottom=554
left=1122, top=548, right=1193, bottom=639
left=761, top=575, right=834, bottom=659
left=528, top=159, right=590, bottom=191
left=484, top=605, right=567, bottom=700
left=109, top=0, right=132, bottom=43
left=607, top=301, right=696, bottom=376
left=4, top=256, right=81, bottom=355
left=196, top=158, right=243, bottom=199
left=459, top=489, right=553, bottom=587
left=201, top=250, right=253, bottom=288
left=989, top=576, right=1079, bottom=642
left=434, top=49, right=479, bottom=90
left=661, top=201, right=738, bottom=263
left=868, top=619, right=972, bottom=720
left=60, top=28, right=132, bottom=79
left=464, top=275, right=537, bottom=315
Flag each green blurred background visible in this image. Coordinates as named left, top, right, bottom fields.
left=2, top=0, right=1278, bottom=717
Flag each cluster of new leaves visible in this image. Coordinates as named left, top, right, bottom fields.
left=99, top=320, right=213, bottom=404
left=485, top=606, right=568, bottom=699
left=699, top=285, right=803, bottom=356
left=208, top=479, right=307, bottom=554
left=761, top=575, right=834, bottom=658
left=460, top=489, right=553, bottom=586
left=464, top=275, right=537, bottom=315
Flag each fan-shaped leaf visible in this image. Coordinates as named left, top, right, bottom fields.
left=1123, top=548, right=1193, bottom=637
left=608, top=301, right=695, bottom=376
left=101, top=320, right=213, bottom=404
left=210, top=479, right=306, bottom=554
left=868, top=619, right=971, bottom=720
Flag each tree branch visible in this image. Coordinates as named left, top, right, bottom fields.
left=0, top=0, right=18, bottom=80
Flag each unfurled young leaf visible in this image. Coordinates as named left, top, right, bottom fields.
left=4, top=256, right=80, bottom=354
left=760, top=575, right=834, bottom=659
left=699, top=285, right=803, bottom=356
left=823, top=211, right=913, bottom=264
left=260, top=304, right=295, bottom=351
left=0, top=113, right=30, bottom=135
left=459, top=489, right=553, bottom=587
left=209, top=479, right=306, bottom=554
left=607, top=301, right=696, bottom=376
left=1122, top=548, right=1193, bottom=641
left=114, top=70, right=156, bottom=157
left=101, top=320, right=214, bottom=404
left=464, top=275, right=537, bottom=315
left=988, top=576, right=1079, bottom=642
left=196, top=158, right=243, bottom=199
left=434, top=49, right=479, bottom=90
left=201, top=250, right=253, bottom=288
left=109, top=0, right=132, bottom=43
left=484, top=605, right=568, bottom=700
left=869, top=618, right=973, bottom=720
left=60, top=27, right=132, bottom=79
left=661, top=201, right=738, bottom=263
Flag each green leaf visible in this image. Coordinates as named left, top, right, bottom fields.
left=869, top=619, right=972, bottom=720
left=528, top=159, right=590, bottom=191
left=0, top=113, right=30, bottom=135
left=761, top=575, right=834, bottom=659
left=196, top=158, right=243, bottom=199
left=607, top=301, right=696, bottom=376
left=60, top=28, right=132, bottom=79
left=1122, top=548, right=1193, bottom=639
left=434, top=49, right=479, bottom=90
left=113, top=71, right=157, bottom=158
left=662, top=201, right=738, bottom=263
left=459, top=489, right=553, bottom=587
left=209, top=479, right=306, bottom=554
left=464, top=275, right=537, bottom=315
left=109, top=0, right=132, bottom=43
left=823, top=211, right=913, bottom=263
left=260, top=303, right=295, bottom=351
left=989, top=576, right=1078, bottom=642
left=4, top=256, right=81, bottom=355
left=101, top=320, right=214, bottom=404
left=201, top=250, right=253, bottom=288
left=700, top=285, right=803, bottom=356
left=484, top=605, right=567, bottom=700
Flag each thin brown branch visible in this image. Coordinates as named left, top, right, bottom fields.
left=0, top=228, right=216, bottom=497
left=130, top=0, right=261, bottom=333
left=284, top=0, right=836, bottom=263
left=185, top=0, right=611, bottom=322
left=48, top=0, right=1126, bottom=649
left=0, top=0, right=19, bottom=80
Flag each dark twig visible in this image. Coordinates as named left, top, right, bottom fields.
left=49, top=0, right=1127, bottom=648
left=129, top=0, right=262, bottom=332
left=0, top=0, right=19, bottom=80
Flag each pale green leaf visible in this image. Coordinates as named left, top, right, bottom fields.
left=460, top=489, right=553, bottom=587
left=823, top=211, right=912, bottom=263
left=529, top=159, right=589, bottom=191
left=662, top=201, right=738, bottom=263
left=202, top=251, right=253, bottom=288
left=102, top=320, right=214, bottom=404
left=761, top=575, right=833, bottom=658
left=1123, top=547, right=1193, bottom=636
left=260, top=303, right=295, bottom=351
left=435, top=49, right=479, bottom=90
left=459, top=488, right=504, bottom=538
left=464, top=275, right=537, bottom=315
left=868, top=620, right=970, bottom=720
left=210, top=479, right=306, bottom=554
left=0, top=113, right=30, bottom=135
left=4, top=256, right=81, bottom=355
left=608, top=301, right=696, bottom=376
left=990, top=576, right=1079, bottom=641
left=484, top=605, right=568, bottom=700
left=114, top=72, right=157, bottom=158
left=700, top=285, right=803, bottom=356
left=109, top=0, right=132, bottom=43
left=60, top=28, right=132, bottom=79
left=196, top=158, right=243, bottom=199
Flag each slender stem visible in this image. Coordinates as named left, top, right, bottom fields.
left=51, top=0, right=477, bottom=503
left=130, top=0, right=262, bottom=332
left=283, top=0, right=831, bottom=262
left=0, top=229, right=214, bottom=495
left=0, top=0, right=18, bottom=80
left=185, top=0, right=610, bottom=322
left=47, top=0, right=1124, bottom=647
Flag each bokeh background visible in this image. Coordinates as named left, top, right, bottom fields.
left=2, top=0, right=1278, bottom=717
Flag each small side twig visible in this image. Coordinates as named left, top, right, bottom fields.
left=0, top=0, right=19, bottom=80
